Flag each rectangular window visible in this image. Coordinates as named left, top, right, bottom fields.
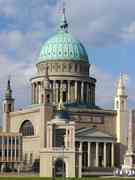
left=12, top=149, right=15, bottom=157
left=0, top=137, right=2, bottom=144
left=0, top=149, right=2, bottom=157
left=12, top=137, right=15, bottom=144
left=16, top=137, right=19, bottom=144
left=54, top=129, right=66, bottom=147
left=9, top=137, right=11, bottom=144
left=8, top=149, right=11, bottom=157
left=4, top=137, right=7, bottom=145
left=4, top=149, right=7, bottom=157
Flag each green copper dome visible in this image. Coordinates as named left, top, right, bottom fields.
left=38, top=7, right=89, bottom=63
left=39, top=32, right=88, bottom=62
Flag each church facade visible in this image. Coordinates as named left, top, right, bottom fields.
left=1, top=7, right=130, bottom=177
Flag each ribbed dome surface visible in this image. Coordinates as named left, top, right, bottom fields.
left=39, top=31, right=89, bottom=62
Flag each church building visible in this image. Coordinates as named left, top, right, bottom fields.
left=1, top=6, right=130, bottom=177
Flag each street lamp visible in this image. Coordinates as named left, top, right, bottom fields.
left=62, top=145, right=65, bottom=180
left=52, top=158, right=55, bottom=180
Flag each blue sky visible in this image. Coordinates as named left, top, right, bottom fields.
left=0, top=0, right=135, bottom=115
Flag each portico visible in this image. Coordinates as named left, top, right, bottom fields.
left=75, top=128, right=115, bottom=177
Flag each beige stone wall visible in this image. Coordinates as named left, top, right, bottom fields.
left=10, top=107, right=41, bottom=136
left=40, top=105, right=54, bottom=148
left=10, top=106, right=42, bottom=161
left=23, top=137, right=40, bottom=161
left=116, top=110, right=129, bottom=145
left=9, top=105, right=54, bottom=162
left=71, top=110, right=117, bottom=137
left=40, top=149, right=75, bottom=177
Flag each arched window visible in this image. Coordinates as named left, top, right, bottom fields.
left=121, top=100, right=125, bottom=110
left=46, top=94, right=50, bottom=103
left=20, top=120, right=34, bottom=136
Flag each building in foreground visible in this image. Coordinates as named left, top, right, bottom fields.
left=0, top=7, right=132, bottom=177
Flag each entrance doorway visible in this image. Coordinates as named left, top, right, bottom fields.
left=54, top=159, right=65, bottom=177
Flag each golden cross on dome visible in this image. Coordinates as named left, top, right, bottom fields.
left=62, top=1, right=66, bottom=15
left=59, top=0, right=68, bottom=32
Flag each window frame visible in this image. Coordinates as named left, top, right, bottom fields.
left=20, top=120, right=34, bottom=137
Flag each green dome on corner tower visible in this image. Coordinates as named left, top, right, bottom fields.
left=38, top=7, right=89, bottom=63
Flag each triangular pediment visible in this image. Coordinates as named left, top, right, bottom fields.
left=76, top=127, right=113, bottom=139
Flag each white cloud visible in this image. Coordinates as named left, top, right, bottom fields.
left=0, top=0, right=17, bottom=17
left=91, top=65, right=116, bottom=108
left=0, top=31, right=24, bottom=50
left=59, top=0, right=135, bottom=46
left=0, top=53, right=35, bottom=112
left=122, top=22, right=135, bottom=41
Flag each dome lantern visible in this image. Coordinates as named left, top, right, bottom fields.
left=59, top=3, right=68, bottom=33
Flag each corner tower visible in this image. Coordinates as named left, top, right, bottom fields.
left=30, top=6, right=96, bottom=108
left=3, top=79, right=14, bottom=132
left=114, top=74, right=128, bottom=145
left=114, top=74, right=129, bottom=164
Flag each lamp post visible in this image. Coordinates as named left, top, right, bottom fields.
left=52, top=157, right=55, bottom=180
left=62, top=145, right=65, bottom=180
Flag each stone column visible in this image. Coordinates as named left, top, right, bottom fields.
left=60, top=80, right=63, bottom=103
left=20, top=136, right=22, bottom=162
left=95, top=142, right=99, bottom=167
left=34, top=83, right=36, bottom=104
left=68, top=80, right=71, bottom=103
left=88, top=142, right=91, bottom=167
left=65, top=126, right=69, bottom=148
left=53, top=80, right=56, bottom=104
left=91, top=85, right=94, bottom=105
left=11, top=136, right=12, bottom=162
left=75, top=81, right=78, bottom=102
left=81, top=82, right=84, bottom=102
left=31, top=83, right=33, bottom=104
left=47, top=125, right=53, bottom=148
left=7, top=136, right=9, bottom=162
left=93, top=84, right=95, bottom=105
left=37, top=82, right=39, bottom=104
left=55, top=81, right=59, bottom=104
left=92, top=84, right=95, bottom=106
left=15, top=136, right=17, bottom=161
left=35, top=83, right=38, bottom=104
left=90, top=85, right=92, bottom=105
left=86, top=83, right=89, bottom=104
left=38, top=82, right=41, bottom=104
left=103, top=142, right=107, bottom=167
left=36, top=82, right=38, bottom=104
left=33, top=83, right=35, bottom=104
left=2, top=136, right=3, bottom=162
left=79, top=142, right=82, bottom=178
left=111, top=143, right=114, bottom=167
left=88, top=83, right=90, bottom=104
left=18, top=136, right=20, bottom=162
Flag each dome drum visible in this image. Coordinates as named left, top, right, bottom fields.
left=36, top=60, right=90, bottom=78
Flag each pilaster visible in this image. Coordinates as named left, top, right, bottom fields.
left=103, top=142, right=107, bottom=167
left=81, top=82, right=84, bottom=102
left=96, top=142, right=99, bottom=167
